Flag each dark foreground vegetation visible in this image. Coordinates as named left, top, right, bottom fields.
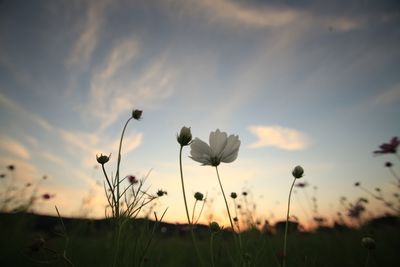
left=0, top=212, right=399, bottom=267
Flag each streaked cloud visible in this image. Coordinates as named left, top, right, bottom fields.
left=0, top=135, right=31, bottom=159
left=247, top=125, right=310, bottom=150
left=85, top=36, right=177, bottom=130
left=67, top=0, right=111, bottom=70
left=197, top=0, right=299, bottom=27
left=371, top=83, right=400, bottom=107
left=42, top=151, right=67, bottom=166
left=0, top=93, right=53, bottom=131
left=111, top=132, right=143, bottom=156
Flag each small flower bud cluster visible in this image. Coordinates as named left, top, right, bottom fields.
left=194, top=192, right=204, bottom=201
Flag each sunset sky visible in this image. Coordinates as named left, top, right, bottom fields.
left=0, top=0, right=399, bottom=227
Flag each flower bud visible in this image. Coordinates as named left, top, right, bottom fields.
left=209, top=221, right=221, bottom=232
left=96, top=153, right=111, bottom=165
left=157, top=189, right=167, bottom=197
left=230, top=192, right=237, bottom=199
left=177, top=126, right=192, bottom=146
left=132, top=109, right=143, bottom=120
left=361, top=237, right=376, bottom=250
left=194, top=192, right=204, bottom=201
left=292, top=165, right=304, bottom=179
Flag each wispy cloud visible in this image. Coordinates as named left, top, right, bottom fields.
left=0, top=93, right=53, bottom=131
left=0, top=135, right=31, bottom=160
left=42, top=151, right=67, bottom=166
left=247, top=125, right=310, bottom=150
left=84, top=36, right=177, bottom=130
left=67, top=0, right=111, bottom=70
left=371, top=83, right=400, bottom=107
left=169, top=0, right=299, bottom=28
left=60, top=128, right=143, bottom=168
left=111, top=132, right=143, bottom=156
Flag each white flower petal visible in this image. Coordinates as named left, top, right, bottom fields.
left=190, top=138, right=212, bottom=165
left=209, top=129, right=227, bottom=157
left=221, top=135, right=240, bottom=163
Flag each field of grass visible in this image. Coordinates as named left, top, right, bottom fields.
left=0, top=212, right=399, bottom=267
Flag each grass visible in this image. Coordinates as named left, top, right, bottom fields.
left=0, top=212, right=399, bottom=267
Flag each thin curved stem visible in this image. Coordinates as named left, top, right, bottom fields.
left=215, top=166, right=235, bottom=230
left=179, top=146, right=192, bottom=225
left=192, top=200, right=198, bottom=225
left=364, top=250, right=370, bottom=267
left=102, top=164, right=117, bottom=217
left=210, top=233, right=215, bottom=267
left=115, top=117, right=133, bottom=218
left=215, top=166, right=243, bottom=264
left=283, top=177, right=296, bottom=267
left=179, top=146, right=204, bottom=267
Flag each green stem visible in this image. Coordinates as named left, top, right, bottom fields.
left=215, top=166, right=243, bottom=264
left=364, top=250, right=370, bottom=267
left=115, top=117, right=133, bottom=218
left=102, top=164, right=117, bottom=217
left=179, top=146, right=204, bottom=267
left=283, top=177, right=296, bottom=267
left=210, top=233, right=215, bottom=267
left=179, top=146, right=192, bottom=226
left=192, top=200, right=198, bottom=225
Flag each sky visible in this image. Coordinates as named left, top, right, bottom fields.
left=0, top=0, right=399, bottom=228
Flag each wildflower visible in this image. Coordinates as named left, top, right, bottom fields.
left=96, top=153, right=111, bottom=165
left=242, top=191, right=248, bottom=196
left=385, top=162, right=393, bottom=168
left=295, top=182, right=308, bottom=188
left=374, top=137, right=399, bottom=155
left=354, top=182, right=360, bottom=187
left=0, top=173, right=5, bottom=178
left=230, top=192, right=237, bottom=199
left=209, top=221, right=221, bottom=232
left=292, top=165, right=304, bottom=179
left=190, top=129, right=240, bottom=167
left=177, top=126, right=192, bottom=146
left=7, top=165, right=15, bottom=171
left=132, top=109, right=143, bottom=120
left=237, top=204, right=242, bottom=209
left=157, top=190, right=167, bottom=197
left=126, top=175, right=138, bottom=185
left=361, top=237, right=376, bottom=250
left=42, top=193, right=52, bottom=200
left=194, top=192, right=204, bottom=201
left=233, top=217, right=238, bottom=222
left=347, top=203, right=365, bottom=219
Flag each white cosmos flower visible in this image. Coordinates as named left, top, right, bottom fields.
left=190, top=129, right=240, bottom=166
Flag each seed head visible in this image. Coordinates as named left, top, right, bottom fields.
left=230, top=192, right=237, bottom=199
